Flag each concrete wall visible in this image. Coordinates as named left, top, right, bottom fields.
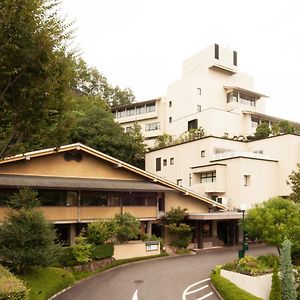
left=113, top=241, right=160, bottom=260
left=221, top=269, right=272, bottom=300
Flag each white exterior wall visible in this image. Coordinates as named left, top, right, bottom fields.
left=145, top=135, right=300, bottom=209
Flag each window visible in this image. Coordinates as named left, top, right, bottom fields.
left=116, top=110, right=126, bottom=118
left=233, top=51, right=237, bottom=66
left=227, top=91, right=238, bottom=103
left=200, top=171, right=216, bottom=183
left=189, top=174, right=192, bottom=186
left=197, top=105, right=201, bottom=112
left=201, top=150, right=205, bottom=157
left=214, top=44, right=219, bottom=59
left=0, top=189, right=17, bottom=206
left=136, top=106, right=146, bottom=114
left=81, top=191, right=120, bottom=206
left=188, top=119, right=198, bottom=130
left=177, top=179, right=182, bottom=186
left=197, top=88, right=202, bottom=95
left=251, top=116, right=259, bottom=128
left=163, top=159, right=167, bottom=166
left=170, top=157, right=174, bottom=165
left=244, top=175, right=250, bottom=186
left=156, top=157, right=161, bottom=171
left=145, top=122, right=160, bottom=131
left=146, top=103, right=155, bottom=113
left=125, top=126, right=132, bottom=133
left=122, top=192, right=156, bottom=206
left=169, top=101, right=172, bottom=107
left=126, top=108, right=135, bottom=116
left=169, top=117, right=172, bottom=123
left=39, top=190, right=67, bottom=206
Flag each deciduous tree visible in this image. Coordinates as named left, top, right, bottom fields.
left=287, top=163, right=300, bottom=204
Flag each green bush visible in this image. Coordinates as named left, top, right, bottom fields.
left=0, top=265, right=28, bottom=300
left=86, top=220, right=115, bottom=245
left=257, top=255, right=279, bottom=268
left=211, top=267, right=263, bottom=300
left=57, top=247, right=77, bottom=267
left=91, top=243, right=114, bottom=260
left=269, top=263, right=282, bottom=300
left=72, top=236, right=93, bottom=264
left=168, top=223, right=192, bottom=249
left=19, top=267, right=74, bottom=300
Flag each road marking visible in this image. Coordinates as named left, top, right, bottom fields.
left=185, top=284, right=208, bottom=295
left=132, top=289, right=138, bottom=300
left=196, top=291, right=213, bottom=300
left=182, top=278, right=211, bottom=300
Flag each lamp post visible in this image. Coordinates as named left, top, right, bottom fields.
left=238, top=204, right=248, bottom=259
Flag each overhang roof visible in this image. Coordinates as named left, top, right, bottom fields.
left=0, top=174, right=172, bottom=192
left=224, top=86, right=268, bottom=98
left=0, top=143, right=228, bottom=210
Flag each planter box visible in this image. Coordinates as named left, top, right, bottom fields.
left=114, top=241, right=160, bottom=260
left=220, top=269, right=271, bottom=300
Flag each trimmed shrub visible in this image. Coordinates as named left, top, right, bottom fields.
left=91, top=243, right=114, bottom=260
left=269, top=263, right=282, bottom=300
left=0, top=265, right=28, bottom=300
left=211, top=267, right=263, bottom=300
left=72, top=236, right=93, bottom=264
left=86, top=220, right=115, bottom=245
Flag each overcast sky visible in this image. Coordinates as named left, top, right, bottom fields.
left=61, top=0, right=300, bottom=122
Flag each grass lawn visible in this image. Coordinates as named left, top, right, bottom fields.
left=19, top=267, right=74, bottom=300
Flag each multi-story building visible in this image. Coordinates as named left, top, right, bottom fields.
left=113, top=44, right=300, bottom=146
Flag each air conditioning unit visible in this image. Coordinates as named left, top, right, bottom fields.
left=217, top=197, right=228, bottom=206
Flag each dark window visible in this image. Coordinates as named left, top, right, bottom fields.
left=214, top=44, right=219, bottom=59
left=0, top=188, right=17, bottom=207
left=156, top=157, right=161, bottom=171
left=233, top=51, right=237, bottom=66
left=170, top=157, right=174, bottom=165
left=188, top=119, right=198, bottom=130
left=177, top=179, right=182, bottom=186
left=163, top=159, right=167, bottom=166
left=200, top=171, right=216, bottom=183
left=122, top=192, right=156, bottom=206
left=39, top=190, right=67, bottom=206
left=169, top=117, right=172, bottom=123
left=169, top=101, right=172, bottom=107
left=189, top=174, right=192, bottom=186
left=81, top=191, right=120, bottom=206
left=201, top=150, right=205, bottom=157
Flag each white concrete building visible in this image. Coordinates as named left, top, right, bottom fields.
left=113, top=44, right=300, bottom=147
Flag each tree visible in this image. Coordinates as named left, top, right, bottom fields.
left=161, top=207, right=189, bottom=226
left=154, top=133, right=173, bottom=149
left=269, top=262, right=282, bottom=300
left=254, top=123, right=271, bottom=139
left=114, top=213, right=140, bottom=243
left=0, top=188, right=62, bottom=274
left=244, top=197, right=300, bottom=255
left=287, top=163, right=300, bottom=203
left=280, top=238, right=297, bottom=300
left=0, top=0, right=77, bottom=158
left=278, top=120, right=295, bottom=134
left=68, top=96, right=145, bottom=168
left=86, top=220, right=115, bottom=245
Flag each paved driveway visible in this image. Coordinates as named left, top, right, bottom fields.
left=55, top=245, right=277, bottom=300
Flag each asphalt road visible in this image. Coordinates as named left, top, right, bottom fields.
left=55, top=245, right=277, bottom=300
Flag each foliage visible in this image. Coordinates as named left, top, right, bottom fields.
left=91, top=243, right=114, bottom=260
left=86, top=220, right=116, bottom=245
left=68, top=96, right=145, bottom=168
left=114, top=213, right=141, bottom=243
left=19, top=267, right=74, bottom=300
left=168, top=223, right=192, bottom=249
left=211, top=267, right=263, bottom=300
left=6, top=187, right=40, bottom=209
left=141, top=234, right=165, bottom=250
left=0, top=0, right=77, bottom=158
left=278, top=120, right=295, bottom=134
left=74, top=58, right=135, bottom=107
left=280, top=238, right=297, bottom=300
left=269, top=263, right=282, bottom=300
left=254, top=122, right=271, bottom=139
left=154, top=133, right=173, bottom=149
left=287, top=163, right=300, bottom=204
left=71, top=236, right=93, bottom=264
left=257, top=255, right=279, bottom=268
left=161, top=207, right=189, bottom=225
left=0, top=189, right=62, bottom=274
left=57, top=247, right=77, bottom=267
left=0, top=265, right=28, bottom=300
left=244, top=197, right=300, bottom=255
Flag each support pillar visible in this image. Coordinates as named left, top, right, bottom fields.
left=196, top=221, right=203, bottom=249
left=212, top=220, right=218, bottom=238
left=69, top=224, right=76, bottom=246
left=147, top=221, right=152, bottom=237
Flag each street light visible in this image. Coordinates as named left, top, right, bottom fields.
left=238, top=204, right=248, bottom=259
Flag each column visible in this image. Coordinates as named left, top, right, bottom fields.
left=69, top=224, right=76, bottom=246
left=212, top=220, right=218, bottom=237
left=147, top=221, right=152, bottom=237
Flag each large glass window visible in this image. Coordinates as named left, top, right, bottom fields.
left=146, top=103, right=155, bottom=113
left=136, top=106, right=146, bottom=114
left=122, top=192, right=156, bottom=206
left=39, top=190, right=67, bottom=206
left=126, top=108, right=135, bottom=116
left=116, top=110, right=126, bottom=118
left=81, top=191, right=120, bottom=206
left=200, top=171, right=216, bottom=183
left=145, top=122, right=160, bottom=131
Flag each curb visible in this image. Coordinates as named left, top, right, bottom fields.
left=210, top=283, right=224, bottom=300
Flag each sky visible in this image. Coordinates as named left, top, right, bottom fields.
left=61, top=0, right=300, bottom=122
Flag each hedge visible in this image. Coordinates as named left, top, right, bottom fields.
left=0, top=265, right=28, bottom=300
left=211, top=267, right=263, bottom=300
left=91, top=243, right=114, bottom=260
